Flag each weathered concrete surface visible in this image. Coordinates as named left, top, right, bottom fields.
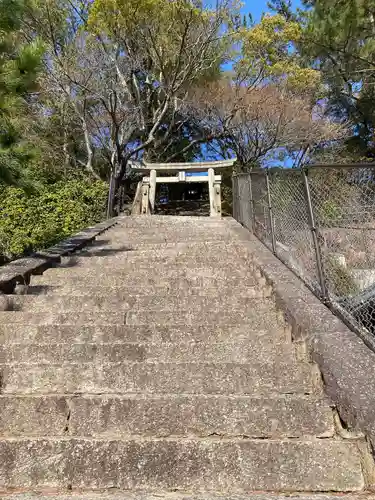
left=0, top=396, right=69, bottom=436
left=0, top=395, right=333, bottom=438
left=124, top=310, right=275, bottom=326
left=67, top=395, right=333, bottom=438
left=0, top=340, right=296, bottom=364
left=9, top=292, right=270, bottom=313
left=21, top=282, right=268, bottom=298
left=9, top=294, right=133, bottom=312
left=60, top=249, right=251, bottom=267
left=3, top=496, right=375, bottom=500
left=30, top=273, right=262, bottom=289
left=0, top=215, right=371, bottom=497
left=29, top=273, right=262, bottom=292
left=0, top=311, right=127, bottom=325
left=0, top=302, right=281, bottom=328
left=0, top=324, right=289, bottom=345
left=35, top=263, right=258, bottom=277
left=0, top=438, right=365, bottom=491
left=226, top=219, right=375, bottom=450
left=0, top=361, right=314, bottom=395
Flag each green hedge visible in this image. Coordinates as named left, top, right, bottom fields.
left=0, top=179, right=108, bottom=262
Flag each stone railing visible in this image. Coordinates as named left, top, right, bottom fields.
left=0, top=217, right=120, bottom=298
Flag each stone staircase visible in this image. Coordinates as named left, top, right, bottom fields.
left=0, top=216, right=372, bottom=499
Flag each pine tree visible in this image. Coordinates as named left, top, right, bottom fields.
left=267, top=0, right=295, bottom=20
left=302, top=0, right=375, bottom=159
left=0, top=0, right=44, bottom=185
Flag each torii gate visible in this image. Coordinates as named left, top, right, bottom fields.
left=130, top=158, right=236, bottom=217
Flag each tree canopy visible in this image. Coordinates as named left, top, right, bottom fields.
left=2, top=0, right=372, bottom=260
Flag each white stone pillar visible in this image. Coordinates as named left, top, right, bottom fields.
left=214, top=181, right=222, bottom=217
left=208, top=168, right=216, bottom=217
left=141, top=181, right=150, bottom=215
left=149, top=169, right=157, bottom=212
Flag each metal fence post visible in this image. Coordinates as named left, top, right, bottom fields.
left=265, top=169, right=277, bottom=254
left=248, top=173, right=255, bottom=233
left=302, top=168, right=328, bottom=300
left=232, top=175, right=237, bottom=220
left=237, top=176, right=243, bottom=224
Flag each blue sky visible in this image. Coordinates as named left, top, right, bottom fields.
left=242, top=0, right=302, bottom=21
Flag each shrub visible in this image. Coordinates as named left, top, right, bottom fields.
left=324, top=256, right=359, bottom=298
left=0, top=179, right=108, bottom=262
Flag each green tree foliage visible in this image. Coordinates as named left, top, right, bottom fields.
left=267, top=0, right=295, bottom=20
left=292, top=0, right=375, bottom=159
left=0, top=179, right=107, bottom=261
left=0, top=1, right=111, bottom=263
left=87, top=0, right=237, bottom=179
left=0, top=0, right=44, bottom=186
left=236, top=14, right=320, bottom=90
left=0, top=0, right=353, bottom=262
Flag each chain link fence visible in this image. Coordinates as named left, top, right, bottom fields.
left=233, top=165, right=375, bottom=347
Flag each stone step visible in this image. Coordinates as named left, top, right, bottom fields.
left=74, top=251, right=251, bottom=264
left=121, top=215, right=230, bottom=222
left=0, top=395, right=334, bottom=438
left=20, top=284, right=269, bottom=300
left=9, top=292, right=270, bottom=313
left=133, top=293, right=271, bottom=309
left=98, top=239, right=238, bottom=247
left=0, top=217, right=356, bottom=497
left=101, top=222, right=229, bottom=229
left=111, top=224, right=228, bottom=230
left=59, top=253, right=254, bottom=268
left=115, top=219, right=229, bottom=225
left=116, top=225, right=228, bottom=231
left=116, top=226, right=227, bottom=231
left=0, top=438, right=364, bottom=491
left=30, top=273, right=262, bottom=289
left=0, top=301, right=279, bottom=326
left=78, top=240, right=249, bottom=256
left=101, top=231, right=232, bottom=239
left=96, top=226, right=232, bottom=234
left=86, top=240, right=238, bottom=252
left=34, top=264, right=259, bottom=280
left=0, top=324, right=288, bottom=345
left=0, top=311, right=126, bottom=325
left=0, top=495, right=372, bottom=500
left=125, top=303, right=280, bottom=326
left=76, top=239, right=247, bottom=253
left=77, top=243, right=245, bottom=257
left=88, top=236, right=241, bottom=245
left=110, top=221, right=228, bottom=228
left=108, top=220, right=233, bottom=228
left=0, top=340, right=296, bottom=364
left=94, top=236, right=235, bottom=245
left=9, top=295, right=132, bottom=312
left=94, top=239, right=236, bottom=247
left=0, top=361, right=314, bottom=395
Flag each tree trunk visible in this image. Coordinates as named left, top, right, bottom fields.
left=82, top=116, right=98, bottom=178
left=106, top=171, right=116, bottom=219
